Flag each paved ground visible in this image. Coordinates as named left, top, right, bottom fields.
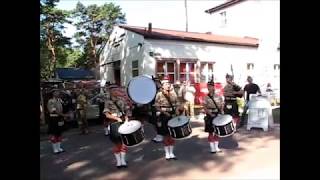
left=40, top=116, right=280, bottom=180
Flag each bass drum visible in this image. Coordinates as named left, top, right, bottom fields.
left=118, top=120, right=144, bottom=146
left=167, top=116, right=192, bottom=139
left=127, top=75, right=157, bottom=105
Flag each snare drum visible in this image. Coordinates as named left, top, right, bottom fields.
left=127, top=75, right=157, bottom=104
left=212, top=114, right=235, bottom=137
left=167, top=116, right=192, bottom=139
left=118, top=120, right=144, bottom=146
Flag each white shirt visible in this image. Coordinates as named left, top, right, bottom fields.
left=184, top=85, right=196, bottom=102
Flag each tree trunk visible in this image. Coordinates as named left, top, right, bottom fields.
left=90, top=37, right=97, bottom=67
left=46, top=25, right=57, bottom=78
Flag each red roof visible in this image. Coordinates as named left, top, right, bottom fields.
left=205, top=0, right=247, bottom=14
left=118, top=25, right=258, bottom=47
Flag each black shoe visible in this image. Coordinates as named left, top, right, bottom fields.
left=170, top=157, right=177, bottom=160
left=121, top=164, right=128, bottom=168
left=210, top=151, right=217, bottom=154
left=116, top=166, right=122, bottom=169
left=166, top=158, right=170, bottom=161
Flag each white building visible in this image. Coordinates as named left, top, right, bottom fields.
left=100, top=24, right=259, bottom=87
left=205, top=0, right=280, bottom=91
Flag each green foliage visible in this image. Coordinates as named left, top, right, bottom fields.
left=71, top=2, right=126, bottom=67
left=40, top=0, right=71, bottom=79
left=40, top=1, right=127, bottom=78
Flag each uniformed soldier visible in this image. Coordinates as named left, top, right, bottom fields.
left=47, top=90, right=66, bottom=154
left=223, top=74, right=243, bottom=127
left=104, top=85, right=131, bottom=168
left=76, top=89, right=89, bottom=134
left=154, top=76, right=180, bottom=160
left=203, top=81, right=224, bottom=153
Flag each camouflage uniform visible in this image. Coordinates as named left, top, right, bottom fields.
left=203, top=83, right=224, bottom=153
left=76, top=94, right=89, bottom=134
left=203, top=94, right=224, bottom=133
left=103, top=97, right=130, bottom=150
left=154, top=90, right=178, bottom=136
left=103, top=96, right=130, bottom=168
left=223, top=83, right=241, bottom=117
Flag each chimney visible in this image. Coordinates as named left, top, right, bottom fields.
left=148, top=23, right=152, bottom=33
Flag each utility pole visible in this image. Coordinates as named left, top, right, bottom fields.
left=185, top=0, right=188, bottom=32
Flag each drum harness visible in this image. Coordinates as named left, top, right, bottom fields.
left=163, top=93, right=192, bottom=138
left=208, top=95, right=223, bottom=135
left=156, top=92, right=176, bottom=128
left=111, top=100, right=139, bottom=145
left=162, top=92, right=176, bottom=116
left=208, top=95, right=236, bottom=136
left=208, top=95, right=222, bottom=114
left=112, top=100, right=126, bottom=122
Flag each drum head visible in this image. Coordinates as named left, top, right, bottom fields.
left=127, top=75, right=157, bottom=104
left=118, top=120, right=142, bottom=134
left=212, top=114, right=233, bottom=126
left=168, top=116, right=189, bottom=127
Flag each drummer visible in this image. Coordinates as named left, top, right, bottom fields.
left=154, top=76, right=180, bottom=160
left=203, top=80, right=224, bottom=153
left=103, top=84, right=131, bottom=168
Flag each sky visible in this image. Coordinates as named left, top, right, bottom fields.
left=56, top=0, right=224, bottom=38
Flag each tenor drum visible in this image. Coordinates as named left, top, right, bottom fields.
left=212, top=114, right=236, bottom=137
left=127, top=75, right=157, bottom=104
left=118, top=120, right=144, bottom=146
left=167, top=116, right=192, bottom=139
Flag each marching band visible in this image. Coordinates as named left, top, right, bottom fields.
left=47, top=74, right=245, bottom=169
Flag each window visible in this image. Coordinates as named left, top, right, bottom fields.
left=247, top=63, right=254, bottom=76
left=247, top=63, right=254, bottom=70
left=200, top=62, right=215, bottom=82
left=132, top=60, right=139, bottom=77
left=179, top=62, right=195, bottom=83
left=155, top=58, right=199, bottom=84
left=156, top=61, right=176, bottom=83
left=220, top=11, right=227, bottom=27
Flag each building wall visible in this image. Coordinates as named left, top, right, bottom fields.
left=145, top=39, right=258, bottom=86
left=206, top=0, right=280, bottom=89
left=101, top=26, right=277, bottom=89
left=100, top=26, right=145, bottom=86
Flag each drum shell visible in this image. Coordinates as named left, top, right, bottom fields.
left=119, top=127, right=144, bottom=146
left=168, top=121, right=192, bottom=139
left=213, top=121, right=235, bottom=137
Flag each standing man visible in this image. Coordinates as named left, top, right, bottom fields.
left=223, top=74, right=243, bottom=127
left=104, top=85, right=131, bottom=168
left=241, top=76, right=261, bottom=127
left=243, top=76, right=261, bottom=102
left=76, top=89, right=89, bottom=134
left=47, top=90, right=66, bottom=154
left=154, top=76, right=180, bottom=160
left=203, top=81, right=224, bottom=153
left=182, top=80, right=196, bottom=117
